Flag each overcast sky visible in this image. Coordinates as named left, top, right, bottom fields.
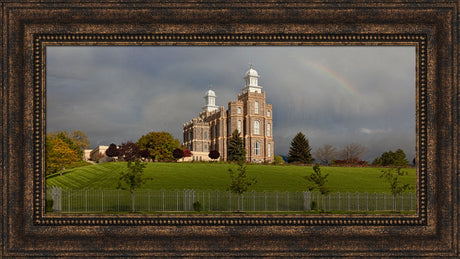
left=46, top=46, right=415, bottom=162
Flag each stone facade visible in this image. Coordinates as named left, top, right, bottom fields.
left=183, top=66, right=274, bottom=162
left=89, top=145, right=109, bottom=161
left=83, top=149, right=92, bottom=161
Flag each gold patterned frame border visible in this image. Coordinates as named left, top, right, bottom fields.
left=2, top=1, right=458, bottom=257
left=34, top=33, right=427, bottom=226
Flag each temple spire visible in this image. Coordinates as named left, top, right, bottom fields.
left=242, top=64, right=262, bottom=93
left=203, top=86, right=218, bottom=112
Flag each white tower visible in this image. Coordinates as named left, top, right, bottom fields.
left=203, top=85, right=218, bottom=112
left=242, top=64, right=262, bottom=93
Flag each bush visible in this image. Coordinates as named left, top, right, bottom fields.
left=45, top=199, right=54, bottom=212
left=272, top=155, right=284, bottom=165
left=193, top=201, right=202, bottom=212
left=173, top=148, right=184, bottom=160
left=332, top=159, right=369, bottom=167
left=208, top=150, right=220, bottom=160
left=310, top=200, right=318, bottom=211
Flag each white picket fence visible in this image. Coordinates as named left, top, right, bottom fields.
left=47, top=187, right=416, bottom=212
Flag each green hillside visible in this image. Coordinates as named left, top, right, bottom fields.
left=46, top=162, right=416, bottom=193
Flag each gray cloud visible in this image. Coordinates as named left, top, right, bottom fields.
left=46, top=46, right=415, bottom=162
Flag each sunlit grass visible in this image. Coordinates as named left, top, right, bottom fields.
left=46, top=162, right=416, bottom=193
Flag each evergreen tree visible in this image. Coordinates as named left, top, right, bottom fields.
left=287, top=132, right=313, bottom=164
left=227, top=129, right=246, bottom=161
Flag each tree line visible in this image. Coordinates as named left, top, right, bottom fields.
left=287, top=132, right=411, bottom=167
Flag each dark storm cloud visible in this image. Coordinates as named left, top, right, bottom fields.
left=46, top=46, right=415, bottom=161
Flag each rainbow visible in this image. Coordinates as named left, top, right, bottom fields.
left=295, top=57, right=360, bottom=97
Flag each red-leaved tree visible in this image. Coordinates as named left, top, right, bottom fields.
left=118, top=142, right=141, bottom=162
left=208, top=150, right=220, bottom=160
left=172, top=148, right=184, bottom=161
left=106, top=143, right=119, bottom=158
left=183, top=149, right=193, bottom=158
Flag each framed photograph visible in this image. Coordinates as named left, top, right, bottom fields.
left=1, top=1, right=458, bottom=257
left=45, top=45, right=417, bottom=215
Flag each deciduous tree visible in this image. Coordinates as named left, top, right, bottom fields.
left=372, top=149, right=410, bottom=167
left=117, top=160, right=151, bottom=212
left=183, top=149, right=193, bottom=158
left=70, top=130, right=90, bottom=150
left=287, top=132, right=313, bottom=164
left=118, top=142, right=141, bottom=162
left=227, top=158, right=257, bottom=212
left=105, top=143, right=119, bottom=158
left=46, top=137, right=80, bottom=175
left=305, top=164, right=331, bottom=195
left=137, top=131, right=180, bottom=161
left=48, top=130, right=90, bottom=158
left=379, top=167, right=414, bottom=210
left=172, top=148, right=184, bottom=161
left=313, top=144, right=338, bottom=165
left=340, top=143, right=366, bottom=162
left=272, top=155, right=284, bottom=165
left=208, top=150, right=220, bottom=160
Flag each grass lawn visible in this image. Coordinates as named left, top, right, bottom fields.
left=46, top=162, right=416, bottom=193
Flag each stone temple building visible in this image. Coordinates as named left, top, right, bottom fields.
left=183, top=65, right=274, bottom=162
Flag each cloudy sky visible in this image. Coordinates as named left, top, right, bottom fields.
left=46, top=46, right=415, bottom=162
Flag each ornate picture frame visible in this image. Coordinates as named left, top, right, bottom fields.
left=1, top=1, right=458, bottom=257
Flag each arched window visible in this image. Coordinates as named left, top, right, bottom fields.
left=254, top=101, right=259, bottom=114
left=254, top=121, right=260, bottom=134
left=267, top=143, right=271, bottom=157
left=237, top=107, right=242, bottom=114
left=204, top=131, right=207, bottom=139
left=254, top=141, right=260, bottom=156
left=237, top=120, right=242, bottom=134
left=267, top=123, right=271, bottom=137
left=267, top=110, right=271, bottom=117
left=204, top=144, right=208, bottom=151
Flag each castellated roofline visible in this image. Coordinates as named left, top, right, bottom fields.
left=228, top=100, right=243, bottom=105
left=238, top=90, right=265, bottom=99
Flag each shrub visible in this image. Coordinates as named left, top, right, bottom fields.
left=332, top=159, right=369, bottom=167
left=45, top=199, right=54, bottom=212
left=183, top=149, right=193, bottom=158
left=172, top=148, right=184, bottom=160
left=310, top=200, right=318, bottom=211
left=272, top=155, right=284, bottom=165
left=193, top=201, right=202, bottom=212
left=208, top=150, right=220, bottom=160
